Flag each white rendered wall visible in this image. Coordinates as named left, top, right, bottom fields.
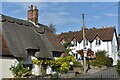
left=111, top=32, right=118, bottom=65
left=79, top=40, right=91, bottom=50
left=92, top=40, right=108, bottom=53
left=0, top=57, right=18, bottom=79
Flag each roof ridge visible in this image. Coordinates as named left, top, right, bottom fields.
left=58, top=27, right=115, bottom=42
left=1, top=14, right=34, bottom=27
left=60, top=27, right=115, bottom=34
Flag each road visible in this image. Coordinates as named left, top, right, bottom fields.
left=76, top=67, right=119, bottom=79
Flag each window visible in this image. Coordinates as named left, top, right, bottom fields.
left=60, top=39, right=65, bottom=45
left=96, top=39, right=101, bottom=45
left=83, top=40, right=88, bottom=46
left=60, top=42, right=64, bottom=45
left=73, top=40, right=77, bottom=46
left=72, top=38, right=77, bottom=46
left=85, top=40, right=88, bottom=46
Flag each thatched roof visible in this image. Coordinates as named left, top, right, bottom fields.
left=35, top=26, right=65, bottom=52
left=1, top=14, right=57, bottom=59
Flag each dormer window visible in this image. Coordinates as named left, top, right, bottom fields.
left=60, top=38, right=65, bottom=45
left=96, top=39, right=101, bottom=45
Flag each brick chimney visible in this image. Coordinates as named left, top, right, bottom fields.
left=27, top=5, right=38, bottom=25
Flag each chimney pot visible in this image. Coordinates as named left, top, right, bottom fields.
left=27, top=5, right=38, bottom=25
left=34, top=6, right=37, bottom=9
left=30, top=5, right=33, bottom=10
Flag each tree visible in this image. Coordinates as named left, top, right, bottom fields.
left=49, top=23, right=56, bottom=33
left=62, top=42, right=74, bottom=55
left=63, top=42, right=73, bottom=48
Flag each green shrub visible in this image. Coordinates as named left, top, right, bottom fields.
left=63, top=42, right=73, bottom=48
left=105, top=57, right=113, bottom=67
left=90, top=50, right=113, bottom=68
left=9, top=61, right=32, bottom=78
left=73, top=61, right=82, bottom=67
left=116, top=60, right=120, bottom=75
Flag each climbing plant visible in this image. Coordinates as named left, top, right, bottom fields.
left=32, top=55, right=77, bottom=73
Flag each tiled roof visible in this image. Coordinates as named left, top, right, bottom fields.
left=58, top=27, right=115, bottom=42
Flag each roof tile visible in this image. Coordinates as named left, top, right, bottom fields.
left=58, top=27, right=115, bottom=42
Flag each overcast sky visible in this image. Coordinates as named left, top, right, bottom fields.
left=1, top=1, right=119, bottom=34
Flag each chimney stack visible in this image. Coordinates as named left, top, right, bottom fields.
left=27, top=5, right=38, bottom=25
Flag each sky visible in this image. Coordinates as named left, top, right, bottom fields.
left=1, top=1, right=119, bottom=34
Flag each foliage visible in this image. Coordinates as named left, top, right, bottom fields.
left=77, top=49, right=84, bottom=57
left=32, top=55, right=78, bottom=73
left=52, top=56, right=71, bottom=73
left=63, top=42, right=74, bottom=55
left=9, top=61, right=32, bottom=78
left=90, top=50, right=113, bottom=68
left=49, top=23, right=56, bottom=33
left=116, top=60, right=120, bottom=75
left=77, top=49, right=94, bottom=58
left=63, top=42, right=74, bottom=48
left=73, top=61, right=82, bottom=67
left=105, top=57, right=113, bottom=67
left=32, top=58, right=43, bottom=65
left=65, top=48, right=71, bottom=54
left=51, top=56, right=78, bottom=73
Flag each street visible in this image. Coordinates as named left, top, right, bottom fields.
left=75, top=67, right=119, bottom=79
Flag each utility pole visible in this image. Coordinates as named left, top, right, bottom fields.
left=82, top=14, right=87, bottom=74
left=82, top=14, right=85, bottom=47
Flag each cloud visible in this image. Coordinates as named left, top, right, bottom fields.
left=86, top=16, right=100, bottom=21
left=40, top=12, right=80, bottom=25
left=13, top=2, right=75, bottom=25
left=94, top=16, right=100, bottom=19
left=51, top=7, right=66, bottom=11
left=11, top=9, right=22, bottom=13
left=10, top=2, right=49, bottom=11
left=57, top=12, right=69, bottom=16
left=11, top=3, right=66, bottom=15
left=105, top=13, right=118, bottom=17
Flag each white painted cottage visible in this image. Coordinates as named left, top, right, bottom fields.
left=58, top=27, right=119, bottom=65
left=0, top=5, right=65, bottom=79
